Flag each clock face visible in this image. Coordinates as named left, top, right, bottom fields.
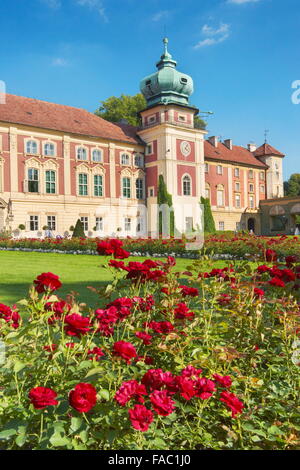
left=180, top=141, right=191, bottom=157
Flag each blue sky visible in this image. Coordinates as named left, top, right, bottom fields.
left=0, top=0, right=299, bottom=179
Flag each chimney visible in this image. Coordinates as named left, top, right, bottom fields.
left=224, top=139, right=233, bottom=150
left=248, top=143, right=257, bottom=152
left=208, top=136, right=218, bottom=148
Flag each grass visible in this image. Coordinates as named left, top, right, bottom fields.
left=0, top=251, right=241, bottom=307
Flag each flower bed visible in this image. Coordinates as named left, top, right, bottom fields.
left=1, top=233, right=300, bottom=260
left=0, top=239, right=299, bottom=450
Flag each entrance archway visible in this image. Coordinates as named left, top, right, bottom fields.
left=248, top=218, right=255, bottom=233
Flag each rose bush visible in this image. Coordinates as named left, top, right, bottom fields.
left=0, top=239, right=299, bottom=450
left=1, top=233, right=300, bottom=260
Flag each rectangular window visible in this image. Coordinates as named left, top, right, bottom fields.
left=28, top=168, right=39, bottom=193
left=219, top=221, right=225, bottom=231
left=205, top=163, right=209, bottom=173
left=29, top=215, right=39, bottom=231
left=249, top=195, right=254, bottom=209
left=249, top=170, right=254, bottom=179
left=95, top=217, right=103, bottom=231
left=235, top=194, right=241, bottom=208
left=249, top=184, right=254, bottom=192
left=94, top=175, right=103, bottom=197
left=47, top=215, right=56, bottom=231
left=80, top=217, right=88, bottom=231
left=260, top=184, right=265, bottom=194
left=217, top=165, right=223, bottom=175
left=146, top=143, right=153, bottom=155
left=136, top=217, right=143, bottom=233
left=260, top=172, right=265, bottom=181
left=124, top=217, right=131, bottom=232
left=78, top=173, right=88, bottom=196
left=136, top=178, right=144, bottom=199
left=149, top=187, right=154, bottom=197
left=235, top=182, right=240, bottom=191
left=45, top=170, right=56, bottom=194
left=234, top=168, right=240, bottom=177
left=134, top=155, right=144, bottom=168
left=122, top=177, right=131, bottom=198
left=217, top=190, right=224, bottom=207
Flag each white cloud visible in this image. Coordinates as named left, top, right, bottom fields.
left=194, top=22, right=230, bottom=49
left=227, top=0, right=260, bottom=4
left=75, top=0, right=108, bottom=22
left=202, top=22, right=230, bottom=36
left=52, top=58, right=69, bottom=67
left=152, top=10, right=171, bottom=22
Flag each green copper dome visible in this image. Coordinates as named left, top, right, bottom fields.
left=140, top=38, right=194, bottom=108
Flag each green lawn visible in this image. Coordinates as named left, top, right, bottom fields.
left=0, top=251, right=232, bottom=307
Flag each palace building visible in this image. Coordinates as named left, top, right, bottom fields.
left=0, top=38, right=286, bottom=237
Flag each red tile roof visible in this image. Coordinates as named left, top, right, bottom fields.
left=204, top=141, right=268, bottom=168
left=253, top=143, right=285, bottom=157
left=0, top=94, right=141, bottom=145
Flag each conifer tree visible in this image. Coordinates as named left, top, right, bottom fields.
left=72, top=219, right=86, bottom=239
left=201, top=197, right=216, bottom=233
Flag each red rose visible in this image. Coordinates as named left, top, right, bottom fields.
left=34, top=272, right=62, bottom=293
left=181, top=365, right=202, bottom=379
left=176, top=377, right=196, bottom=400
left=146, top=321, right=174, bottom=334
left=194, top=377, right=216, bottom=400
left=29, top=386, right=58, bottom=409
left=64, top=313, right=91, bottom=337
left=269, top=277, right=285, bottom=288
left=43, top=344, right=57, bottom=352
left=115, top=380, right=147, bottom=406
left=174, top=303, right=194, bottom=320
left=135, top=331, right=152, bottom=345
left=0, top=303, right=20, bottom=329
left=180, top=286, right=199, bottom=297
left=213, top=374, right=232, bottom=388
left=265, top=249, right=277, bottom=262
left=141, top=369, right=166, bottom=391
left=113, top=341, right=137, bottom=364
left=220, top=390, right=244, bottom=418
left=69, top=383, right=97, bottom=413
left=128, top=405, right=154, bottom=432
left=254, top=288, right=265, bottom=298
left=87, top=347, right=105, bottom=361
left=150, top=390, right=175, bottom=416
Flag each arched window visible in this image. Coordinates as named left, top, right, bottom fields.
left=92, top=149, right=102, bottom=162
left=77, top=147, right=87, bottom=161
left=121, top=153, right=130, bottom=165
left=182, top=175, right=191, bottom=196
left=44, top=142, right=55, bottom=156
left=26, top=140, right=38, bottom=154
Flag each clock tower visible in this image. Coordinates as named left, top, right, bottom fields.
left=138, top=38, right=206, bottom=235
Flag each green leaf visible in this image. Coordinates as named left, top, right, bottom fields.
left=15, top=434, right=27, bottom=447
left=49, top=434, right=70, bottom=447
left=13, top=361, right=26, bottom=373
left=99, top=389, right=110, bottom=401
left=70, top=417, right=83, bottom=433
left=0, top=429, right=17, bottom=439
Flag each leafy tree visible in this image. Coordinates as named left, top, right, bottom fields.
left=284, top=174, right=300, bottom=196
left=194, top=115, right=207, bottom=130
left=157, top=175, right=175, bottom=237
left=95, top=94, right=146, bottom=127
left=95, top=93, right=207, bottom=129
left=72, top=219, right=86, bottom=239
left=201, top=197, right=216, bottom=233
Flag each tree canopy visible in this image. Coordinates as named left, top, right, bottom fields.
left=284, top=174, right=300, bottom=197
left=95, top=93, right=207, bottom=129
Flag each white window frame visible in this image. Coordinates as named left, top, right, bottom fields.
left=80, top=216, right=89, bottom=231
left=235, top=194, right=241, bottom=208
left=78, top=173, right=88, bottom=196
left=77, top=146, right=88, bottom=161
left=45, top=169, right=56, bottom=194
left=217, top=188, right=224, bottom=207
left=47, top=215, right=56, bottom=231
left=219, top=221, right=225, bottom=231
left=124, top=217, right=131, bottom=232
left=95, top=217, right=103, bottom=231
left=44, top=142, right=56, bottom=157
left=182, top=174, right=191, bottom=196
left=122, top=176, right=131, bottom=198
left=94, top=174, right=103, bottom=197
left=234, top=167, right=240, bottom=178
left=26, top=139, right=39, bottom=155
left=235, top=182, right=240, bottom=191
left=136, top=178, right=144, bottom=199
left=134, top=154, right=144, bottom=168
left=92, top=149, right=103, bottom=163
left=146, top=143, right=153, bottom=155
left=217, top=165, right=223, bottom=175
left=121, top=153, right=130, bottom=166
left=29, top=215, right=39, bottom=231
